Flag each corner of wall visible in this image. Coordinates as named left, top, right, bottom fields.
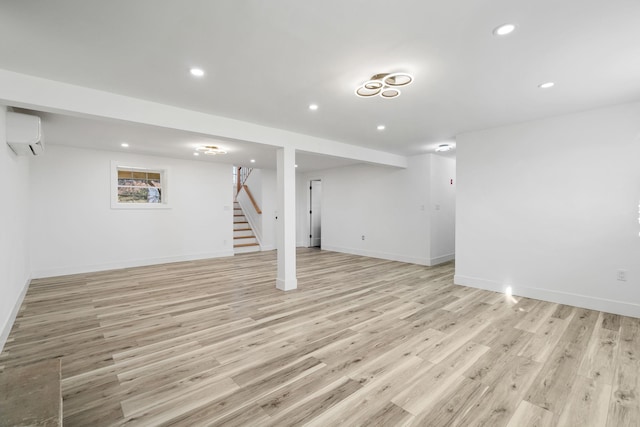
left=0, top=275, right=30, bottom=354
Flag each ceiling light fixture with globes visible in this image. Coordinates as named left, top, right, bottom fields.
left=355, top=72, right=413, bottom=99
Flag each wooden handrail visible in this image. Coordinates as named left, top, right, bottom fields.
left=242, top=184, right=262, bottom=214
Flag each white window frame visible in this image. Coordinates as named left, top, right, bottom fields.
left=110, top=160, right=172, bottom=210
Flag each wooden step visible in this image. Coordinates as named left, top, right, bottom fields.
left=233, top=242, right=260, bottom=248
left=234, top=235, right=256, bottom=240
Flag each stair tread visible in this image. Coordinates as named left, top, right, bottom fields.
left=234, top=242, right=260, bottom=248
left=234, top=228, right=252, bottom=231
left=234, top=235, right=256, bottom=239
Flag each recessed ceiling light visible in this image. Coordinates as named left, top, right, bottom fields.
left=190, top=68, right=205, bottom=77
left=493, top=24, right=516, bottom=36
left=435, top=144, right=453, bottom=152
left=250, top=159, right=256, bottom=163
left=193, top=152, right=200, bottom=156
left=309, top=104, right=318, bottom=111
left=294, top=164, right=298, bottom=168
left=377, top=125, right=386, bottom=131
left=121, top=143, right=129, bottom=148
left=538, top=82, right=555, bottom=89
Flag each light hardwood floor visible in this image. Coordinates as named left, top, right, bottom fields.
left=1, top=249, right=638, bottom=426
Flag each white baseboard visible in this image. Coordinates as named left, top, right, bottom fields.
left=31, top=250, right=235, bottom=279
left=0, top=275, right=31, bottom=353
left=454, top=274, right=640, bottom=318
left=322, top=245, right=429, bottom=266
left=430, top=253, right=455, bottom=265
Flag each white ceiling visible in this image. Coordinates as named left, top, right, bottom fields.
left=2, top=0, right=640, bottom=163
left=16, top=110, right=361, bottom=172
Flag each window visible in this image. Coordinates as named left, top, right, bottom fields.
left=111, top=161, right=170, bottom=209
left=117, top=169, right=162, bottom=203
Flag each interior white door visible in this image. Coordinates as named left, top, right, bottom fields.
left=310, top=180, right=322, bottom=248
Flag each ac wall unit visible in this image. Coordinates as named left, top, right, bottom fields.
left=6, top=111, right=44, bottom=155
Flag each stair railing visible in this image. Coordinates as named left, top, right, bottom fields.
left=235, top=166, right=262, bottom=214
left=237, top=166, right=252, bottom=194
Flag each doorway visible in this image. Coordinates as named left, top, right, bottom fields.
left=309, top=179, right=322, bottom=248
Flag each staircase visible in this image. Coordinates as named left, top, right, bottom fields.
left=233, top=201, right=260, bottom=253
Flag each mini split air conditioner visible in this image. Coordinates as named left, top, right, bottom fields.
left=6, top=111, right=44, bottom=155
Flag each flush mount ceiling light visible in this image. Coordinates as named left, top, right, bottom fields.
left=308, top=104, right=319, bottom=111
left=493, top=24, right=516, bottom=36
left=196, top=145, right=227, bottom=155
left=377, top=125, right=386, bottom=131
left=121, top=143, right=129, bottom=148
left=538, top=81, right=555, bottom=89
left=355, top=72, right=413, bottom=99
left=435, top=143, right=453, bottom=152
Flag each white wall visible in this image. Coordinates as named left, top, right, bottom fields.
left=430, top=155, right=456, bottom=264
left=0, top=105, right=32, bottom=351
left=30, top=145, right=234, bottom=277
left=455, top=101, right=640, bottom=317
left=260, top=169, right=277, bottom=250
left=296, top=154, right=433, bottom=265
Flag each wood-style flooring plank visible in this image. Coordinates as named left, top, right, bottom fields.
left=1, top=249, right=639, bottom=426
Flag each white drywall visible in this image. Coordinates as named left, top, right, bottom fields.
left=455, top=101, right=640, bottom=317
left=0, top=105, right=32, bottom=351
left=29, top=145, right=234, bottom=277
left=296, top=154, right=433, bottom=265
left=430, top=155, right=456, bottom=264
left=260, top=169, right=277, bottom=250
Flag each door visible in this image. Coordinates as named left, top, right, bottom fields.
left=310, top=180, right=322, bottom=248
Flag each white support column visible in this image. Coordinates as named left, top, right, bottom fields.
left=276, top=146, right=297, bottom=291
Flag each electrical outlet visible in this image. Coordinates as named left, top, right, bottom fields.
left=361, top=235, right=365, bottom=241
left=617, top=269, right=628, bottom=281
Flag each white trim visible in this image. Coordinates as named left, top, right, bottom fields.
left=260, top=245, right=276, bottom=251
left=322, top=245, right=429, bottom=266
left=0, top=275, right=31, bottom=353
left=430, top=253, right=455, bottom=265
left=110, top=160, right=172, bottom=209
left=454, top=274, right=640, bottom=318
left=32, top=251, right=234, bottom=279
